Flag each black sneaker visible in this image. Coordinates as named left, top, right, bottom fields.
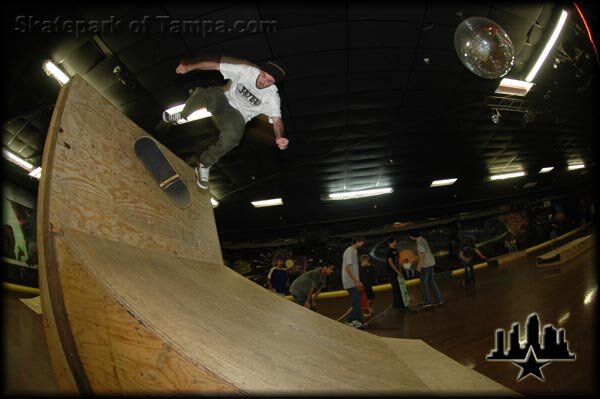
left=194, top=163, right=211, bottom=189
left=162, top=111, right=186, bottom=125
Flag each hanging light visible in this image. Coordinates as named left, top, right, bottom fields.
left=491, top=109, right=501, bottom=124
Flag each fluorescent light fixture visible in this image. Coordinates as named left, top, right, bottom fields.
left=164, top=104, right=212, bottom=124
left=525, top=10, right=568, bottom=82
left=567, top=163, right=585, bottom=170
left=29, top=166, right=42, bottom=179
left=2, top=147, right=34, bottom=171
left=251, top=198, right=283, bottom=208
left=210, top=197, right=219, bottom=208
left=495, top=78, right=535, bottom=96
left=490, top=171, right=525, bottom=181
left=324, top=187, right=393, bottom=201
left=430, top=178, right=457, bottom=187
left=42, top=60, right=69, bottom=85
left=539, top=167, right=554, bottom=173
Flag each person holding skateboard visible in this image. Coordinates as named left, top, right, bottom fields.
left=409, top=230, right=443, bottom=307
left=342, top=236, right=366, bottom=328
left=359, top=254, right=376, bottom=315
left=289, top=261, right=334, bottom=310
left=163, top=55, right=288, bottom=189
left=386, top=236, right=405, bottom=309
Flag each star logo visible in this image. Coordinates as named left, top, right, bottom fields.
left=513, top=346, right=550, bottom=381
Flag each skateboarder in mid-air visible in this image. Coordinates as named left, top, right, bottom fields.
left=162, top=55, right=288, bottom=189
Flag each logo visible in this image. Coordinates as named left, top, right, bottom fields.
left=486, top=313, right=575, bottom=381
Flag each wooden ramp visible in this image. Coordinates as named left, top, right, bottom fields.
left=37, top=75, right=515, bottom=395
left=536, top=235, right=595, bottom=267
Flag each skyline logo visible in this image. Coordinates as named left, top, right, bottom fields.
left=486, top=313, right=575, bottom=381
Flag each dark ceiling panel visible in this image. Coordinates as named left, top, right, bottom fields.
left=118, top=34, right=188, bottom=74
left=269, top=23, right=347, bottom=58
left=350, top=21, right=422, bottom=48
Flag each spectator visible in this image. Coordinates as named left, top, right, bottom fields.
left=401, top=257, right=415, bottom=279
left=342, top=235, right=366, bottom=328
left=409, top=230, right=443, bottom=306
left=359, top=254, right=376, bottom=314
left=289, top=262, right=335, bottom=311
left=267, top=257, right=289, bottom=296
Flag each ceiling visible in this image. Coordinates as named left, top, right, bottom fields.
left=2, top=2, right=598, bottom=243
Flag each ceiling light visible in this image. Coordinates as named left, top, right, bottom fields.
left=491, top=109, right=501, bottom=124
left=539, top=167, right=554, bottom=173
left=29, top=167, right=42, bottom=179
left=525, top=10, right=568, bottom=82
left=490, top=171, right=525, bottom=181
left=251, top=198, right=283, bottom=208
left=211, top=197, right=219, bottom=208
left=42, top=60, right=69, bottom=85
left=567, top=163, right=585, bottom=170
left=164, top=104, right=212, bottom=124
left=324, top=187, right=393, bottom=201
left=430, top=178, right=457, bottom=187
left=523, top=181, right=538, bottom=188
left=2, top=147, right=34, bottom=171
left=495, top=78, right=535, bottom=96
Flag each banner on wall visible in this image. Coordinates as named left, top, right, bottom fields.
left=2, top=199, right=37, bottom=267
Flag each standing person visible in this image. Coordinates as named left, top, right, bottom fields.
left=342, top=236, right=366, bottom=328
left=409, top=230, right=443, bottom=306
left=289, top=262, right=335, bottom=310
left=267, top=257, right=289, bottom=296
left=164, top=55, right=288, bottom=189
left=386, top=236, right=404, bottom=309
left=359, top=254, right=376, bottom=314
left=458, top=236, right=488, bottom=288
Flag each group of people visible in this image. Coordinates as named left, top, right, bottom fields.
left=267, top=230, right=488, bottom=329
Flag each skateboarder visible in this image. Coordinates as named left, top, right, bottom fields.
left=359, top=254, right=375, bottom=314
left=386, top=236, right=405, bottom=309
left=267, top=257, right=289, bottom=296
left=342, top=236, right=366, bottom=328
left=163, top=55, right=288, bottom=189
left=459, top=236, right=487, bottom=288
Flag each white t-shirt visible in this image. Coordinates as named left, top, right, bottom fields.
left=219, top=62, right=282, bottom=123
left=341, top=246, right=359, bottom=289
left=416, top=237, right=436, bottom=268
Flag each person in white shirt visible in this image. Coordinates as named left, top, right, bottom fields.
left=163, top=55, right=288, bottom=189
left=341, top=235, right=366, bottom=328
left=409, top=230, right=443, bottom=306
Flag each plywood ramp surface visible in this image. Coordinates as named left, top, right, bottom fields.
left=37, top=76, right=515, bottom=395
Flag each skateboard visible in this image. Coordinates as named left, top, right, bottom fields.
left=407, top=303, right=439, bottom=312
left=360, top=287, right=372, bottom=318
left=397, top=275, right=411, bottom=307
left=134, top=136, right=192, bottom=209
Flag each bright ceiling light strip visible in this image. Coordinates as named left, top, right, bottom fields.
left=430, top=178, right=457, bottom=187
left=567, top=163, right=585, bottom=170
left=490, top=171, right=525, bottom=181
left=29, top=166, right=42, bottom=179
left=42, top=60, right=69, bottom=85
left=2, top=147, right=34, bottom=171
left=495, top=78, right=535, bottom=96
left=326, top=187, right=393, bottom=201
left=525, top=10, right=568, bottom=82
left=164, top=104, right=212, bottom=124
left=210, top=197, right=219, bottom=208
left=251, top=198, right=283, bottom=208
left=539, top=167, right=554, bottom=173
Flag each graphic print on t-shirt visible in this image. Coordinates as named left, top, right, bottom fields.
left=235, top=84, right=261, bottom=106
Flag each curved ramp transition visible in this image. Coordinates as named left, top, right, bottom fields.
left=37, top=75, right=515, bottom=395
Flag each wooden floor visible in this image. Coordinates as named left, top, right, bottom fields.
left=2, top=237, right=597, bottom=396
left=318, top=240, right=598, bottom=396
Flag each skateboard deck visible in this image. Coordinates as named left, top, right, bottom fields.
left=360, top=287, right=372, bottom=317
left=407, top=303, right=437, bottom=312
left=397, top=276, right=410, bottom=307
left=134, top=136, right=192, bottom=209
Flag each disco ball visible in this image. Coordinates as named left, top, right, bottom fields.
left=454, top=17, right=515, bottom=79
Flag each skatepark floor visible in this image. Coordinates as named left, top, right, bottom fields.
left=2, top=233, right=597, bottom=396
